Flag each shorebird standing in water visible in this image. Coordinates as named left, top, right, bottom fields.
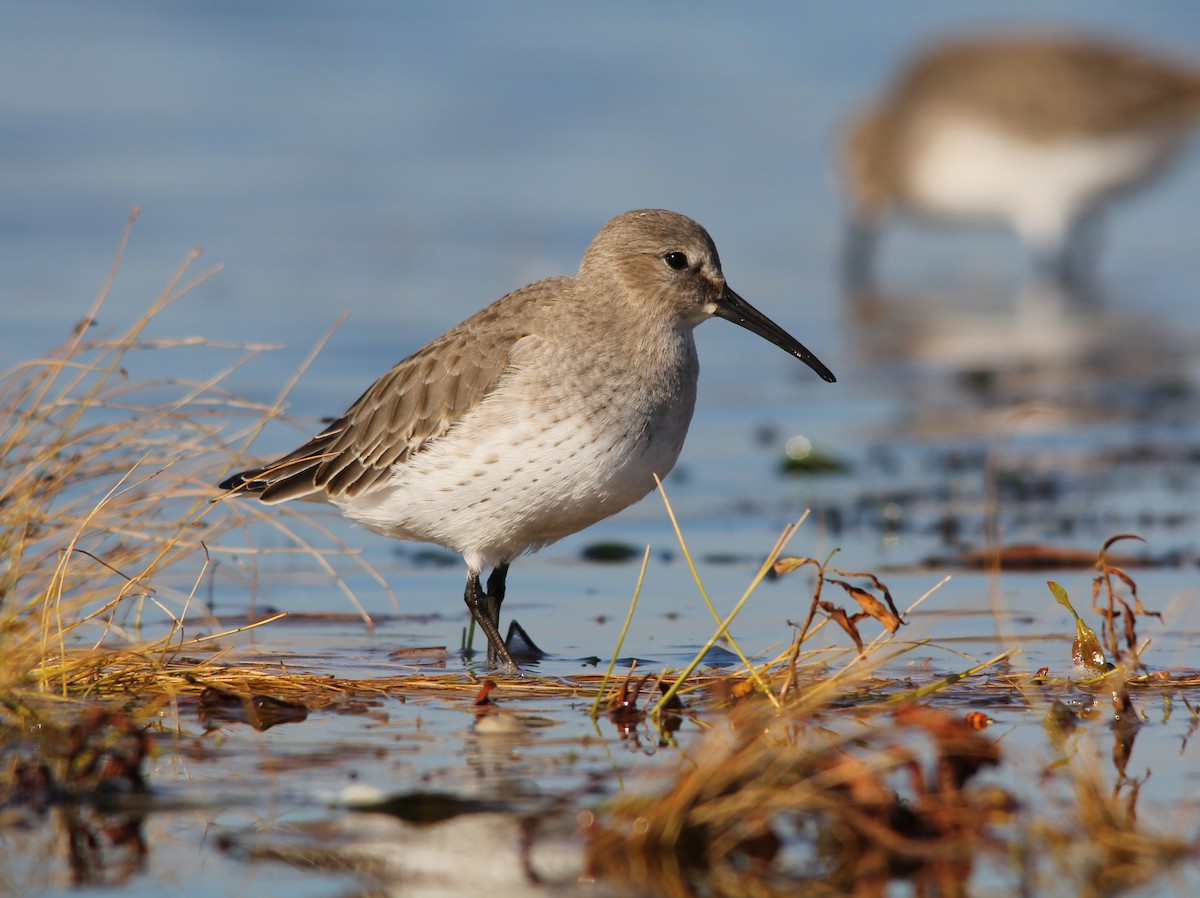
left=843, top=35, right=1200, bottom=288
left=219, top=209, right=835, bottom=668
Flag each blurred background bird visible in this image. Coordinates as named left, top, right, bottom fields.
left=842, top=34, right=1200, bottom=292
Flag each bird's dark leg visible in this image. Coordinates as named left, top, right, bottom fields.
left=485, top=563, right=509, bottom=631
left=484, top=563, right=510, bottom=666
left=464, top=571, right=516, bottom=669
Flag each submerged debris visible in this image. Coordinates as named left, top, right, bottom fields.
left=197, top=685, right=309, bottom=731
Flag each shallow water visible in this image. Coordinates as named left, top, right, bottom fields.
left=5, top=2, right=1200, bottom=895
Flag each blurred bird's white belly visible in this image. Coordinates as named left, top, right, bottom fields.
left=907, top=114, right=1171, bottom=248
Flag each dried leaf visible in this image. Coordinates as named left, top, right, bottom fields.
left=960, top=543, right=1103, bottom=569
left=819, top=600, right=864, bottom=653
left=1100, top=533, right=1146, bottom=559
left=773, top=556, right=817, bottom=576
left=828, top=579, right=902, bottom=633
left=828, top=569, right=903, bottom=622
left=1109, top=565, right=1158, bottom=618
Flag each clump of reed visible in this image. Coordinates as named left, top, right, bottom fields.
left=0, top=215, right=365, bottom=714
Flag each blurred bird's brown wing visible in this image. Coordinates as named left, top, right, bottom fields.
left=900, top=38, right=1200, bottom=135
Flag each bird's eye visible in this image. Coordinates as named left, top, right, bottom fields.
left=663, top=251, right=689, bottom=271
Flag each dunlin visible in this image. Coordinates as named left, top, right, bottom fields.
left=843, top=35, right=1200, bottom=286
left=220, top=209, right=835, bottom=667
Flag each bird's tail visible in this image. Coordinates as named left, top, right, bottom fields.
left=217, top=444, right=337, bottom=504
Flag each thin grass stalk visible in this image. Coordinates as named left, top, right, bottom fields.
left=653, top=475, right=751, bottom=656
left=655, top=474, right=803, bottom=701
left=654, top=518, right=805, bottom=716
left=590, top=545, right=652, bottom=717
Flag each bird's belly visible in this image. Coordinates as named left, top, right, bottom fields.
left=906, top=114, right=1173, bottom=246
left=333, top=382, right=695, bottom=571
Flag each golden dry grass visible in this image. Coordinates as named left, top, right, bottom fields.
left=0, top=213, right=381, bottom=716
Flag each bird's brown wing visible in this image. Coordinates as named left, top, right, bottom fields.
left=221, top=285, right=555, bottom=504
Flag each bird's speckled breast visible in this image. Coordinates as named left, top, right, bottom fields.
left=334, top=324, right=700, bottom=572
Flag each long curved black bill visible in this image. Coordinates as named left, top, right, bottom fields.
left=714, top=286, right=836, bottom=383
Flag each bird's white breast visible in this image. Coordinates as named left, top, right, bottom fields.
left=334, top=326, right=700, bottom=572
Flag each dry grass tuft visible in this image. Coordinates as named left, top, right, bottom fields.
left=0, top=214, right=378, bottom=717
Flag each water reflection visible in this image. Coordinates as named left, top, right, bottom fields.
left=2, top=802, right=148, bottom=891
left=1, top=709, right=151, bottom=891
left=217, top=806, right=591, bottom=898
left=197, top=686, right=310, bottom=731
left=844, top=277, right=1191, bottom=435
